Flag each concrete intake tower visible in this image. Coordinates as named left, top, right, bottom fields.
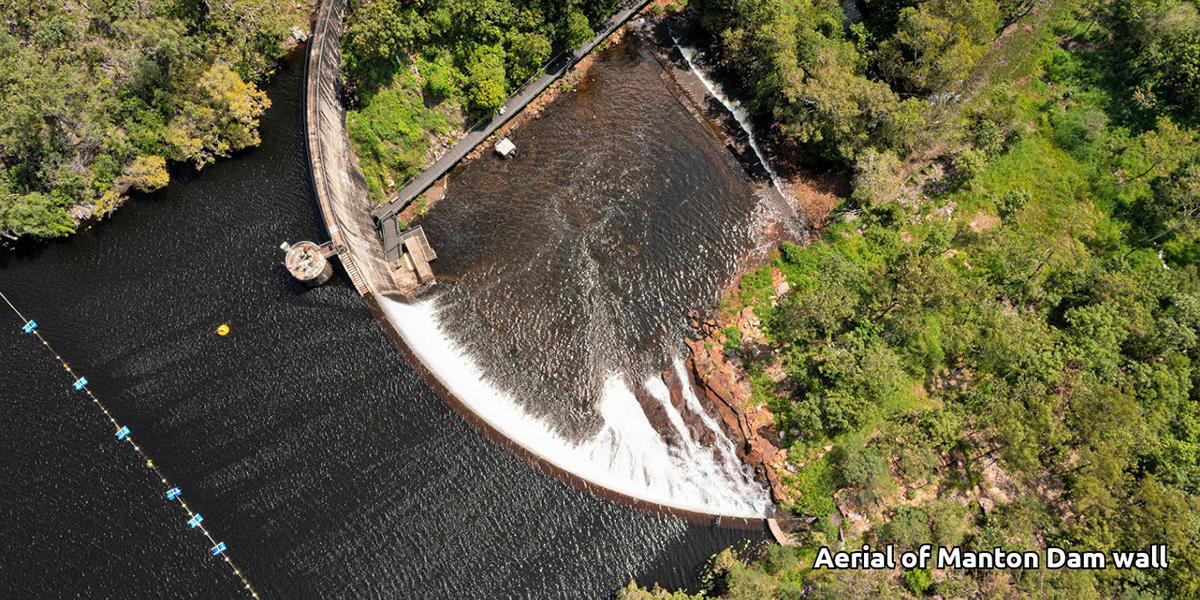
left=283, top=241, right=334, bottom=286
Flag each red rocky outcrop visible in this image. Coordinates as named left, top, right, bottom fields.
left=684, top=335, right=788, bottom=504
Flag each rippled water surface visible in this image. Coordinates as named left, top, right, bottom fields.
left=426, top=33, right=784, bottom=400
left=0, top=53, right=761, bottom=599
left=413, top=28, right=797, bottom=517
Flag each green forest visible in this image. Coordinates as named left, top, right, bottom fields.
left=619, top=0, right=1200, bottom=598
left=0, top=0, right=309, bottom=239
left=340, top=0, right=620, bottom=202
left=7, top=0, right=1200, bottom=594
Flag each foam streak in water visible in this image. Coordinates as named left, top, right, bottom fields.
left=379, top=295, right=771, bottom=518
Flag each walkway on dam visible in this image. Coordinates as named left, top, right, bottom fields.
left=371, top=0, right=654, bottom=224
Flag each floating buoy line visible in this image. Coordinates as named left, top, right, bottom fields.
left=1, top=290, right=261, bottom=599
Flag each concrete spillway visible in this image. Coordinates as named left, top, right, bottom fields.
left=304, top=0, right=780, bottom=529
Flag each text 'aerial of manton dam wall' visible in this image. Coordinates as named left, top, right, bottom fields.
left=303, top=0, right=783, bottom=538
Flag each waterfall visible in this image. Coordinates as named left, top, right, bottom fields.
left=378, top=293, right=772, bottom=518
left=671, top=36, right=787, bottom=197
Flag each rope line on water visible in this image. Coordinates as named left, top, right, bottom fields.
left=1, top=290, right=262, bottom=599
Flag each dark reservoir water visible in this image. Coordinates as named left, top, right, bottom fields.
left=0, top=53, right=761, bottom=598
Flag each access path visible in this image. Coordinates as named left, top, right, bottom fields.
left=371, top=0, right=654, bottom=223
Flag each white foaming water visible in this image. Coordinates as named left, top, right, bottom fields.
left=379, top=295, right=772, bottom=518
left=673, top=37, right=786, bottom=196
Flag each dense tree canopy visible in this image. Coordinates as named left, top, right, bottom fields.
left=692, top=0, right=900, bottom=162
left=0, top=0, right=307, bottom=239
left=877, top=0, right=999, bottom=93
left=344, top=0, right=615, bottom=116
left=623, top=0, right=1200, bottom=598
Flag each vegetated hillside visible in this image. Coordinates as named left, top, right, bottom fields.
left=622, top=0, right=1200, bottom=598
left=340, top=0, right=625, bottom=203
left=0, top=0, right=312, bottom=239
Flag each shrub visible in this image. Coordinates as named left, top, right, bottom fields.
left=882, top=505, right=932, bottom=547
left=835, top=440, right=896, bottom=507
left=996, top=187, right=1032, bottom=224
left=969, top=117, right=1006, bottom=158
left=954, top=148, right=988, bottom=182
left=787, top=458, right=838, bottom=516
left=760, top=544, right=800, bottom=575
left=422, top=58, right=456, bottom=100
left=813, top=515, right=840, bottom=541
left=1050, top=105, right=1108, bottom=160
left=722, top=326, right=742, bottom=351
left=903, top=568, right=933, bottom=594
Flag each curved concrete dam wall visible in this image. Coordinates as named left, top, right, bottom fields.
left=304, top=0, right=400, bottom=298
left=304, top=0, right=777, bottom=531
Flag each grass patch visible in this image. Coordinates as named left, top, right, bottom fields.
left=347, top=60, right=461, bottom=203
left=783, top=453, right=838, bottom=516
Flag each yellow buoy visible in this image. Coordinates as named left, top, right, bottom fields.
left=217, top=324, right=230, bottom=336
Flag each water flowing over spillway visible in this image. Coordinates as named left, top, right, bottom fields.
left=672, top=36, right=787, bottom=197
left=0, top=52, right=766, bottom=599
left=380, top=293, right=770, bottom=517
left=393, top=27, right=803, bottom=517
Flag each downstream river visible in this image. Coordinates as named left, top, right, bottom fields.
left=0, top=54, right=760, bottom=599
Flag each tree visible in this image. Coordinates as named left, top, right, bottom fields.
left=0, top=192, right=75, bottom=238
left=124, top=156, right=169, bottom=192
left=464, top=44, right=508, bottom=116
left=345, top=0, right=425, bottom=65
left=779, top=43, right=901, bottom=161
left=852, top=148, right=903, bottom=207
left=507, top=31, right=551, bottom=84
left=1145, top=163, right=1200, bottom=244
left=203, top=0, right=298, bottom=76
left=167, top=63, right=271, bottom=169
left=561, top=8, right=593, bottom=49
left=878, top=0, right=1000, bottom=93
left=880, top=98, right=927, bottom=156
left=1131, top=116, right=1196, bottom=181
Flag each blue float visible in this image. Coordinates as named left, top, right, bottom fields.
left=116, top=426, right=130, bottom=440
left=211, top=542, right=227, bottom=556
left=188, top=514, right=203, bottom=528
left=22, top=320, right=37, bottom=334
left=166, top=487, right=182, bottom=501
left=73, top=377, right=88, bottom=390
